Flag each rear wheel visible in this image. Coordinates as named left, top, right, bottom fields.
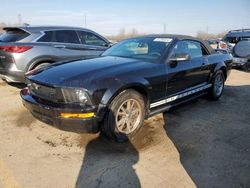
left=33, top=62, right=51, bottom=70
left=101, top=89, right=145, bottom=142
left=208, top=70, right=225, bottom=100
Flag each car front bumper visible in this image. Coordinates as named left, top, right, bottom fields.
left=20, top=89, right=100, bottom=133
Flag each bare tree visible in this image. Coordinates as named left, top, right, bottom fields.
left=131, top=28, right=138, bottom=37
left=107, top=28, right=145, bottom=42
left=0, top=22, right=7, bottom=33
left=197, top=30, right=227, bottom=40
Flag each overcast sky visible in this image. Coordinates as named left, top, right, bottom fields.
left=1, top=0, right=250, bottom=36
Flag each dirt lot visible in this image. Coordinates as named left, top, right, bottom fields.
left=0, top=70, right=249, bottom=188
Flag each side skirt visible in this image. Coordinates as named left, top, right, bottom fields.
left=148, top=91, right=207, bottom=118
left=147, top=83, right=212, bottom=118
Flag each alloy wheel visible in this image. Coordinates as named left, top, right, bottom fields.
left=214, top=74, right=224, bottom=96
left=115, top=99, right=142, bottom=134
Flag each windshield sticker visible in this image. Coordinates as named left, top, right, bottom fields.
left=154, top=38, right=173, bottom=43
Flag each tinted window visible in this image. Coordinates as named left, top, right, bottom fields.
left=77, top=31, right=107, bottom=46
left=54, top=30, right=80, bottom=44
left=38, top=30, right=80, bottom=44
left=0, top=29, right=29, bottom=42
left=171, top=40, right=203, bottom=58
left=222, top=37, right=238, bottom=44
left=241, top=36, right=250, bottom=41
left=38, top=31, right=53, bottom=42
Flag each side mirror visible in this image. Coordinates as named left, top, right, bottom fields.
left=102, top=42, right=113, bottom=47
left=169, top=53, right=191, bottom=67
left=106, top=41, right=117, bottom=47
left=107, top=42, right=113, bottom=47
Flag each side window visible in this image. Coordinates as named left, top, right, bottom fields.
left=77, top=31, right=107, bottom=46
left=171, top=40, right=203, bottom=58
left=38, top=31, right=53, bottom=42
left=241, top=36, right=250, bottom=41
left=201, top=45, right=209, bottom=56
left=187, top=41, right=203, bottom=58
left=54, top=30, right=80, bottom=44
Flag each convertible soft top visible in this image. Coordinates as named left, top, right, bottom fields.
left=131, top=34, right=215, bottom=54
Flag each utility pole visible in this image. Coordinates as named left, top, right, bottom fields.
left=206, top=25, right=209, bottom=34
left=163, top=24, right=166, bottom=34
left=84, top=13, right=87, bottom=28
left=18, top=14, right=22, bottom=26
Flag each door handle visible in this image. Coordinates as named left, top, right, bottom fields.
left=54, top=45, right=66, bottom=48
left=88, top=47, right=98, bottom=50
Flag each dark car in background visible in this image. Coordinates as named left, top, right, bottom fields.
left=218, top=29, right=250, bottom=70
left=219, top=29, right=250, bottom=51
left=0, top=26, right=111, bottom=83
left=21, top=35, right=232, bottom=142
left=232, top=40, right=250, bottom=71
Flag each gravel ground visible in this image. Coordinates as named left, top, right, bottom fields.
left=0, top=70, right=249, bottom=188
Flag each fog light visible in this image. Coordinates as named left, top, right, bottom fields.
left=60, top=112, right=94, bottom=119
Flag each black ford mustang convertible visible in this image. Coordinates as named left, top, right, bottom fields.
left=21, top=35, right=233, bottom=142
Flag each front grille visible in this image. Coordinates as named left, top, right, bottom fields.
left=28, top=81, right=58, bottom=103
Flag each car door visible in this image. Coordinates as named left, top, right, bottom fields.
left=37, top=30, right=103, bottom=60
left=77, top=30, right=110, bottom=58
left=37, top=30, right=89, bottom=60
left=53, top=30, right=93, bottom=59
left=166, top=40, right=207, bottom=96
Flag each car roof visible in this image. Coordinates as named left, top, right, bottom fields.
left=131, top=34, right=197, bottom=40
left=128, top=34, right=215, bottom=54
left=224, top=29, right=250, bottom=37
left=3, top=26, right=93, bottom=33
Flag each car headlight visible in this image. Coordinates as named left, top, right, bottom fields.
left=61, top=88, right=92, bottom=105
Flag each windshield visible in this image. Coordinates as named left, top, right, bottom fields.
left=0, top=29, right=29, bottom=42
left=102, top=37, right=172, bottom=62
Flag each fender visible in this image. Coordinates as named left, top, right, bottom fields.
left=211, top=62, right=227, bottom=81
left=25, top=55, right=60, bottom=72
left=96, top=76, right=151, bottom=119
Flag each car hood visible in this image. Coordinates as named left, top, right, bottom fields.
left=27, top=56, right=155, bottom=87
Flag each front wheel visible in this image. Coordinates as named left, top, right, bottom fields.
left=242, top=62, right=250, bottom=72
left=208, top=70, right=225, bottom=100
left=101, top=89, right=145, bottom=142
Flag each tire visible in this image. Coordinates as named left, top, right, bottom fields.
left=242, top=62, right=250, bottom=72
left=33, top=62, right=51, bottom=70
left=101, top=89, right=145, bottom=142
left=208, top=70, right=225, bottom=100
